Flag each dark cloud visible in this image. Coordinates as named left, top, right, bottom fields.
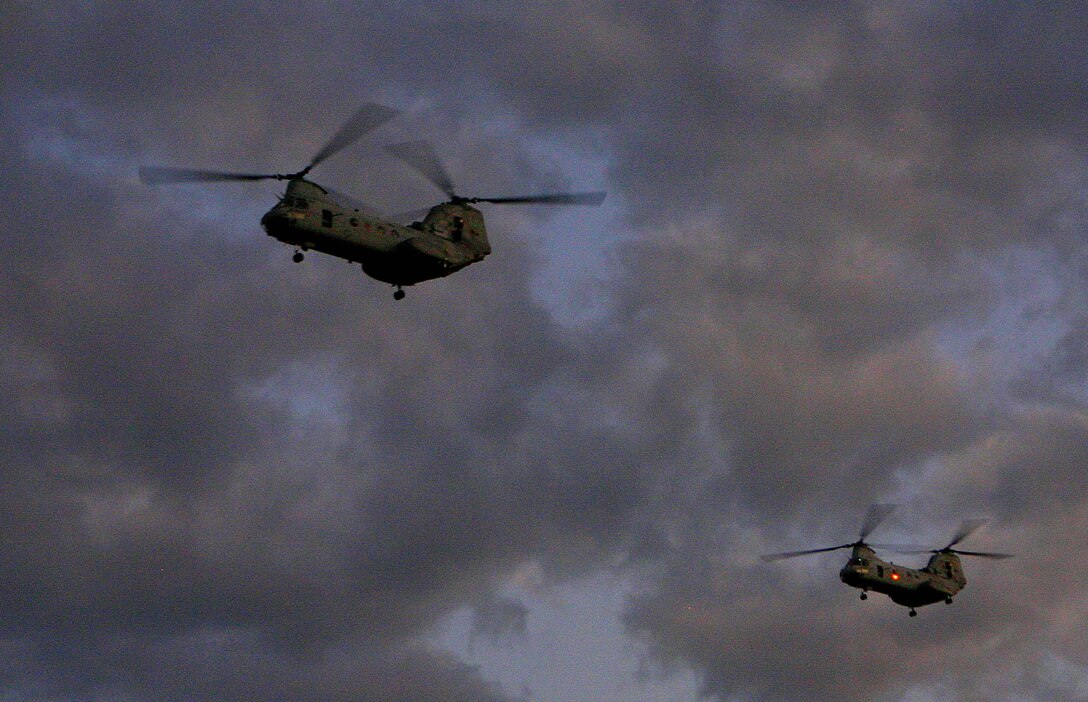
left=3, top=2, right=1088, bottom=701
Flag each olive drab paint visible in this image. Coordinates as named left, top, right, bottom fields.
left=837, top=545, right=967, bottom=615
left=140, top=104, right=604, bottom=300
left=763, top=506, right=1011, bottom=617
left=260, top=178, right=491, bottom=294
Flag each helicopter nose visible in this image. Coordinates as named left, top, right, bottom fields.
left=261, top=209, right=291, bottom=239
left=261, top=209, right=284, bottom=231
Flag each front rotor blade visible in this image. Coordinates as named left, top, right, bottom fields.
left=952, top=549, right=1013, bottom=560
left=945, top=518, right=989, bottom=550
left=859, top=503, right=897, bottom=541
left=308, top=103, right=400, bottom=171
left=139, top=166, right=278, bottom=185
left=474, top=191, right=607, bottom=206
left=385, top=140, right=457, bottom=198
left=761, top=544, right=852, bottom=562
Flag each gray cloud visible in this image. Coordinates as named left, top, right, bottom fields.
left=3, top=2, right=1088, bottom=701
left=471, top=592, right=529, bottom=645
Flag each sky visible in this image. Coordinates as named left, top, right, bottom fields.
left=2, top=2, right=1088, bottom=701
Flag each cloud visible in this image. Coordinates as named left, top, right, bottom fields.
left=471, top=592, right=529, bottom=645
left=3, top=2, right=1088, bottom=701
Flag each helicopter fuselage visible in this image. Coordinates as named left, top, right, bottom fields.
left=260, top=179, right=490, bottom=290
left=838, top=545, right=966, bottom=610
left=141, top=104, right=604, bottom=300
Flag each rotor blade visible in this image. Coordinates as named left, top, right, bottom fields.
left=387, top=206, right=434, bottom=224
left=385, top=140, right=457, bottom=198
left=139, top=166, right=279, bottom=185
left=951, top=549, right=1014, bottom=560
left=859, top=503, right=897, bottom=541
left=760, top=544, right=853, bottom=562
left=472, top=191, right=607, bottom=206
left=307, top=103, right=400, bottom=171
left=867, top=543, right=932, bottom=554
left=944, top=518, right=989, bottom=550
left=325, top=186, right=383, bottom=217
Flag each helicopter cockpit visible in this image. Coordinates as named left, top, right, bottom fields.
left=281, top=196, right=310, bottom=209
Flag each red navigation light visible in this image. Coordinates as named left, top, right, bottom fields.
left=891, top=572, right=900, bottom=581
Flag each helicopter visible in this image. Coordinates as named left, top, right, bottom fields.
left=139, top=104, right=606, bottom=299
left=762, top=505, right=1012, bottom=617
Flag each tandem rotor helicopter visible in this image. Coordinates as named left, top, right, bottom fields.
left=139, top=104, right=606, bottom=299
left=762, top=505, right=1012, bottom=617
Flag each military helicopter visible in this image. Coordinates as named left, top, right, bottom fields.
left=762, top=505, right=1012, bottom=617
left=139, top=104, right=606, bottom=299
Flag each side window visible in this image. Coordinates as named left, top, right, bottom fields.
left=877, top=565, right=884, bottom=577
left=322, top=209, right=333, bottom=228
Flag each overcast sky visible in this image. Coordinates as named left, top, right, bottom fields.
left=3, top=2, right=1088, bottom=701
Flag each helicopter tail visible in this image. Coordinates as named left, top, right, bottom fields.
left=423, top=204, right=490, bottom=257
left=924, top=551, right=966, bottom=587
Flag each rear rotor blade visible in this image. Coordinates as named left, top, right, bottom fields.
left=388, top=206, right=434, bottom=224
left=139, top=166, right=280, bottom=185
left=951, top=549, right=1013, bottom=560
left=325, top=186, right=383, bottom=217
left=945, top=518, right=989, bottom=550
left=472, top=191, right=607, bottom=206
left=859, top=503, right=897, bottom=542
left=868, top=543, right=931, bottom=554
left=761, top=544, right=853, bottom=562
left=307, top=103, right=400, bottom=171
left=385, top=140, right=457, bottom=199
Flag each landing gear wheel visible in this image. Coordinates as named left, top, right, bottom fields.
left=860, top=592, right=868, bottom=600
left=293, top=251, right=305, bottom=263
left=945, top=596, right=953, bottom=605
left=908, top=609, right=917, bottom=617
left=393, top=288, right=406, bottom=301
